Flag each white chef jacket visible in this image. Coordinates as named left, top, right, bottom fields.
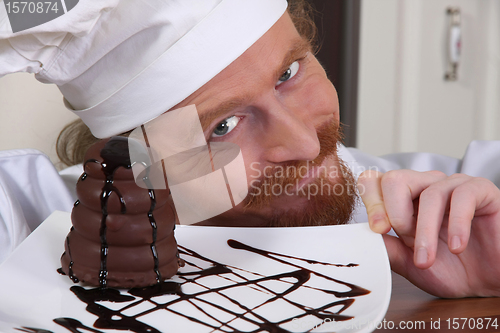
left=2, top=141, right=500, bottom=264
left=0, top=149, right=74, bottom=263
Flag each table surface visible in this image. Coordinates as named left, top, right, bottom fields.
left=375, top=272, right=500, bottom=332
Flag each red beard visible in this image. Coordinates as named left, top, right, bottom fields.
left=243, top=119, right=358, bottom=227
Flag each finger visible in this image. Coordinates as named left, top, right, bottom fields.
left=447, top=177, right=496, bottom=254
left=382, top=234, right=413, bottom=279
left=380, top=170, right=447, bottom=246
left=357, top=170, right=391, bottom=234
left=414, top=174, right=471, bottom=269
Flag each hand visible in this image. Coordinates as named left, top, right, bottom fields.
left=357, top=170, right=500, bottom=298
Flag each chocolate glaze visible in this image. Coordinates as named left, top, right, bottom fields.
left=60, top=137, right=179, bottom=288
left=51, top=239, right=370, bottom=333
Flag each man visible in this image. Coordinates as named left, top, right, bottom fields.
left=148, top=5, right=500, bottom=299
left=1, top=0, right=500, bottom=299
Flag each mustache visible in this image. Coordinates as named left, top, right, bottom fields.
left=244, top=118, right=343, bottom=209
left=268, top=162, right=357, bottom=227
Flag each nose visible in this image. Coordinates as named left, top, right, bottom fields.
left=256, top=94, right=321, bottom=163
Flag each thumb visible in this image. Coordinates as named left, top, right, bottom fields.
left=357, top=170, right=392, bottom=234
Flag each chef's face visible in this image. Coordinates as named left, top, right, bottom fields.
left=172, top=12, right=357, bottom=226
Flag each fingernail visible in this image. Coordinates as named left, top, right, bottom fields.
left=451, top=236, right=461, bottom=250
left=416, top=247, right=428, bottom=266
left=370, top=215, right=390, bottom=233
left=370, top=217, right=384, bottom=232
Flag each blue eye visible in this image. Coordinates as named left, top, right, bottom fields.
left=211, top=116, right=241, bottom=137
left=276, top=61, right=300, bottom=86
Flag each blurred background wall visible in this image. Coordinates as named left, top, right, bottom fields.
left=356, top=0, right=500, bottom=158
left=0, top=73, right=77, bottom=169
left=0, top=0, right=499, bottom=167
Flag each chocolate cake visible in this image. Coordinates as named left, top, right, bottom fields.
left=60, top=137, right=181, bottom=288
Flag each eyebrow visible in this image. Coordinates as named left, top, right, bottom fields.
left=199, top=99, right=245, bottom=132
left=199, top=37, right=312, bottom=132
left=274, top=37, right=312, bottom=83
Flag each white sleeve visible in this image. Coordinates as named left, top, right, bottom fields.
left=0, top=174, right=30, bottom=264
left=347, top=140, right=500, bottom=187
left=58, top=163, right=83, bottom=201
left=0, top=149, right=74, bottom=263
left=460, top=140, right=500, bottom=188
left=0, top=0, right=119, bottom=77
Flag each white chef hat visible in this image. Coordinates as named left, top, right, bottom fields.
left=1, top=0, right=288, bottom=138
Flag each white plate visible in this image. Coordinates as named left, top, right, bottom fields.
left=0, top=211, right=391, bottom=333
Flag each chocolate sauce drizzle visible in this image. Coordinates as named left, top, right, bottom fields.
left=61, top=137, right=161, bottom=288
left=49, top=239, right=370, bottom=333
left=147, top=188, right=162, bottom=283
